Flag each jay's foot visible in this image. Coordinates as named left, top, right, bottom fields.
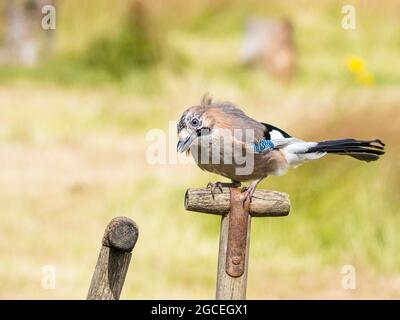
left=207, top=181, right=241, bottom=199
left=241, top=180, right=261, bottom=206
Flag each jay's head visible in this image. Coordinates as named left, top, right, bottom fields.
left=177, top=95, right=213, bottom=153
left=177, top=95, right=256, bottom=153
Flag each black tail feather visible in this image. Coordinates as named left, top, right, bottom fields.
left=307, top=138, right=385, bottom=162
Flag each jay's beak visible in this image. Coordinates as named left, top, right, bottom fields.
left=177, top=130, right=198, bottom=153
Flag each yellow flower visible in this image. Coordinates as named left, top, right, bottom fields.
left=345, top=55, right=375, bottom=85
left=345, top=55, right=365, bottom=73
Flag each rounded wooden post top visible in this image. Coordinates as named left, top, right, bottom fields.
left=102, top=216, right=139, bottom=252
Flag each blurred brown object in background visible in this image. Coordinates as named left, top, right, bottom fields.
left=240, top=17, right=296, bottom=84
left=0, top=0, right=54, bottom=66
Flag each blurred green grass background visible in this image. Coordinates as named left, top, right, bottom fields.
left=0, top=0, right=399, bottom=299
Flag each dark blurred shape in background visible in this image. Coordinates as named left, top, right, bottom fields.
left=0, top=0, right=54, bottom=66
left=241, top=17, right=296, bottom=84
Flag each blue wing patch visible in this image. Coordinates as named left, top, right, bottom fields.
left=252, top=139, right=275, bottom=153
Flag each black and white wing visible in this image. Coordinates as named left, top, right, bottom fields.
left=261, top=122, right=325, bottom=166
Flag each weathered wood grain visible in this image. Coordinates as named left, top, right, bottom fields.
left=87, top=216, right=139, bottom=300
left=185, top=188, right=290, bottom=217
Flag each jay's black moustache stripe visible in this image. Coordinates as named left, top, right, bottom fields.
left=196, top=127, right=210, bottom=136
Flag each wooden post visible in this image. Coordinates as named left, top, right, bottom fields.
left=87, top=216, right=139, bottom=300
left=185, top=187, right=290, bottom=300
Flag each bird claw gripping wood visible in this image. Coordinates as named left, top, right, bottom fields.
left=207, top=181, right=242, bottom=200
left=240, top=186, right=256, bottom=207
left=207, top=182, right=224, bottom=199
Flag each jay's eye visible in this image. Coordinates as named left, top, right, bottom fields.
left=191, top=118, right=200, bottom=127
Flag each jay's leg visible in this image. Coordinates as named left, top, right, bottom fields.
left=207, top=180, right=241, bottom=199
left=241, top=178, right=263, bottom=204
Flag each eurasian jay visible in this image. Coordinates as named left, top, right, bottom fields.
left=177, top=96, right=385, bottom=203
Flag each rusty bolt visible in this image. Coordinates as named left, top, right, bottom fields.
left=232, top=256, right=241, bottom=265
